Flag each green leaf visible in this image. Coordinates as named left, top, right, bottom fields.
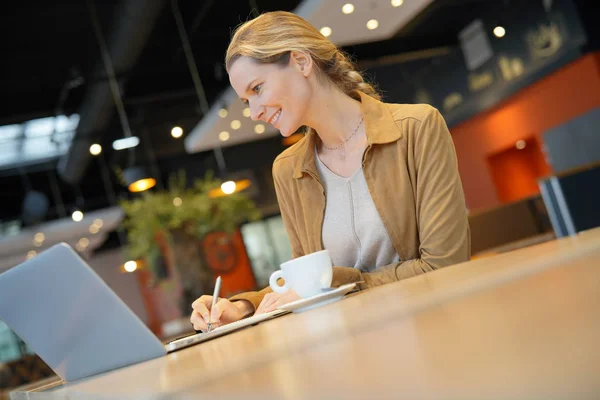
left=118, top=169, right=261, bottom=281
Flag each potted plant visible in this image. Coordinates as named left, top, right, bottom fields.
left=118, top=169, right=261, bottom=315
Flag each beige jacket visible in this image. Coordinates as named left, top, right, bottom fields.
left=231, top=92, right=471, bottom=310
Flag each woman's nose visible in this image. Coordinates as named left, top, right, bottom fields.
left=250, top=104, right=265, bottom=122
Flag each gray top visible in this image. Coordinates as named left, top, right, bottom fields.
left=315, top=150, right=400, bottom=272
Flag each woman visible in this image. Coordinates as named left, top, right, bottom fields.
left=191, top=11, right=470, bottom=332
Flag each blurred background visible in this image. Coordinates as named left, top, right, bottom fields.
left=1, top=0, right=599, bottom=394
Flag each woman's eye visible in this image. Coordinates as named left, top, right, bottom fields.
left=253, top=84, right=262, bottom=93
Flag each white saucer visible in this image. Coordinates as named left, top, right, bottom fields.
left=277, top=283, right=357, bottom=313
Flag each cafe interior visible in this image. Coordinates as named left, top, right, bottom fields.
left=1, top=0, right=600, bottom=398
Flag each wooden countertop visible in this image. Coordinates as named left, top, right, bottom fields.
left=11, top=227, right=600, bottom=399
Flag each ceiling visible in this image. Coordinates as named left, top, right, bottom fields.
left=0, top=0, right=520, bottom=231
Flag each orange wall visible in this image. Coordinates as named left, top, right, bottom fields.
left=451, top=52, right=600, bottom=212
left=487, top=137, right=552, bottom=204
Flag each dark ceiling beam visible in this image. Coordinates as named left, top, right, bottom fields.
left=57, top=0, right=167, bottom=184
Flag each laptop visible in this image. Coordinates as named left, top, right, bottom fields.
left=0, top=242, right=288, bottom=382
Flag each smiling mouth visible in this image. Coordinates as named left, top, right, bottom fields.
left=268, top=108, right=282, bottom=126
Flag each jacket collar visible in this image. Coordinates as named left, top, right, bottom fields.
left=293, top=91, right=403, bottom=179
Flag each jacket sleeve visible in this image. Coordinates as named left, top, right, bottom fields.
left=330, top=107, right=471, bottom=289
left=229, top=162, right=305, bottom=311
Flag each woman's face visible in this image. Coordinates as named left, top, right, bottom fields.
left=229, top=53, right=313, bottom=137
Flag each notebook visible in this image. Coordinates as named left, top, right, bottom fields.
left=165, top=308, right=289, bottom=352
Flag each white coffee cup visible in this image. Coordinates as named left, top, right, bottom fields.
left=269, top=250, right=333, bottom=298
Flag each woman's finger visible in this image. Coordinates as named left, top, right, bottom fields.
left=255, top=296, right=272, bottom=314
left=191, top=301, right=210, bottom=321
left=191, top=295, right=213, bottom=311
left=211, top=298, right=231, bottom=323
left=256, top=293, right=278, bottom=314
left=190, top=310, right=208, bottom=332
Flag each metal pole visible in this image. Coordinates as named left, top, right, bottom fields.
left=86, top=0, right=133, bottom=139
left=171, top=0, right=210, bottom=115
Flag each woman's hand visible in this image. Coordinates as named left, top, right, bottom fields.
left=255, top=290, right=301, bottom=314
left=190, top=296, right=253, bottom=332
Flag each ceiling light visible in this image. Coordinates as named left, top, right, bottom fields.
left=221, top=181, right=236, bottom=195
left=219, top=131, right=230, bottom=141
left=89, top=144, right=102, bottom=156
left=33, top=232, right=44, bottom=247
left=494, top=26, right=506, bottom=38
left=27, top=250, right=36, bottom=259
left=124, top=260, right=138, bottom=273
left=173, top=197, right=182, bottom=207
left=218, top=108, right=228, bottom=118
left=171, top=126, right=183, bottom=138
left=366, top=19, right=379, bottom=30
left=391, top=0, right=404, bottom=7
left=243, top=107, right=251, bottom=118
left=123, top=166, right=156, bottom=193
left=254, top=124, right=265, bottom=134
left=112, top=136, right=139, bottom=150
left=129, top=178, right=156, bottom=193
left=89, top=224, right=99, bottom=234
left=230, top=120, right=241, bottom=130
left=72, top=210, right=83, bottom=222
left=78, top=237, right=89, bottom=248
left=208, top=179, right=251, bottom=198
left=93, top=218, right=103, bottom=228
left=320, top=27, right=332, bottom=37
left=342, top=3, right=355, bottom=14
left=516, top=140, right=526, bottom=150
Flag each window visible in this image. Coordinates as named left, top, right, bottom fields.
left=241, top=215, right=292, bottom=288
left=0, top=114, right=79, bottom=170
left=0, top=321, right=32, bottom=363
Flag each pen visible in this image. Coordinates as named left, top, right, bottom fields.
left=206, top=276, right=221, bottom=333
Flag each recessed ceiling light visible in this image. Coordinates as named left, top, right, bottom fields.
left=171, top=126, right=183, bottom=138
left=89, top=144, right=102, bottom=155
left=218, top=108, right=228, bottom=118
left=391, top=0, right=404, bottom=7
left=493, top=26, right=506, bottom=38
left=230, top=120, right=241, bottom=130
left=254, top=124, right=265, bottom=134
left=124, top=261, right=137, bottom=272
left=342, top=3, right=355, bottom=14
left=320, top=26, right=332, bottom=37
left=72, top=210, right=83, bottom=222
left=366, top=19, right=379, bottom=30
left=242, top=107, right=251, bottom=118
left=219, top=131, right=230, bottom=141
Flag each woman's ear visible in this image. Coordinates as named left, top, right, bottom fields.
left=290, top=50, right=313, bottom=77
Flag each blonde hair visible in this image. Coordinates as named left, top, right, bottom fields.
left=225, top=11, right=381, bottom=103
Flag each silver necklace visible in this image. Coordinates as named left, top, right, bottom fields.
left=321, top=116, right=364, bottom=151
